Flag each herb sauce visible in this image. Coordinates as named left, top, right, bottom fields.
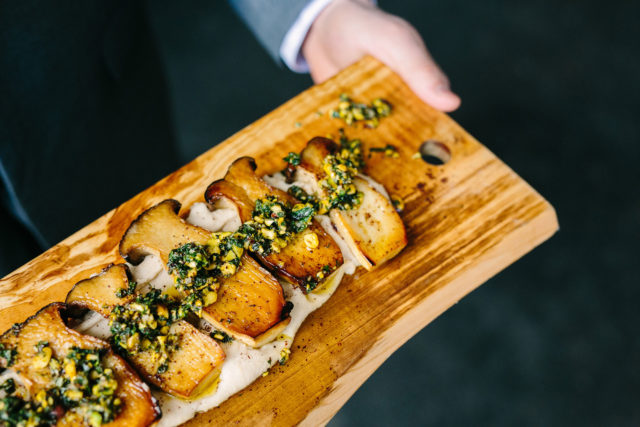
left=167, top=195, right=317, bottom=307
left=330, top=93, right=391, bottom=128
left=109, top=291, right=181, bottom=374
left=0, top=343, right=121, bottom=427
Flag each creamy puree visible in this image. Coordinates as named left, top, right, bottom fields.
left=0, top=166, right=389, bottom=426
left=71, top=171, right=388, bottom=426
left=152, top=272, right=345, bottom=427
left=71, top=197, right=355, bottom=426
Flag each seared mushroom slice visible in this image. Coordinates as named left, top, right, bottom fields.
left=205, top=157, right=343, bottom=291
left=66, top=264, right=226, bottom=399
left=66, top=263, right=135, bottom=317
left=119, top=200, right=290, bottom=347
left=295, top=137, right=407, bottom=269
left=0, top=303, right=160, bottom=427
left=204, top=256, right=290, bottom=347
left=120, top=199, right=210, bottom=266
left=129, top=320, right=224, bottom=399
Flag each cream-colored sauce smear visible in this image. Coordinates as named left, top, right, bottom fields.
left=74, top=311, right=111, bottom=340
left=152, top=271, right=344, bottom=427
left=73, top=171, right=390, bottom=425
left=186, top=203, right=241, bottom=233
left=74, top=196, right=354, bottom=427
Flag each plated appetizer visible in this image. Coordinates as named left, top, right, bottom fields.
left=118, top=199, right=291, bottom=347
left=0, top=126, right=408, bottom=426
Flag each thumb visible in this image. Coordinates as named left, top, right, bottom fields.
left=400, top=53, right=461, bottom=112
left=375, top=23, right=461, bottom=112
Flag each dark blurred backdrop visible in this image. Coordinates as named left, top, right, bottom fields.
left=4, top=0, right=640, bottom=425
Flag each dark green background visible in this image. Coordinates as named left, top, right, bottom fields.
left=3, top=0, right=639, bottom=425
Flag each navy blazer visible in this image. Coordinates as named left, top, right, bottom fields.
left=0, top=0, right=308, bottom=258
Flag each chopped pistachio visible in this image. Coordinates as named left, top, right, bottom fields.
left=279, top=348, right=291, bottom=365
left=304, top=232, right=319, bottom=249
left=32, top=346, right=52, bottom=370
left=210, top=330, right=233, bottom=343
left=370, top=144, right=399, bottom=158
left=0, top=344, right=122, bottom=426
left=330, top=94, right=392, bottom=128
left=317, top=131, right=365, bottom=213
left=283, top=152, right=301, bottom=166
left=391, top=195, right=405, bottom=212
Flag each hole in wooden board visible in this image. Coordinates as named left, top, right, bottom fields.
left=419, top=140, right=451, bottom=165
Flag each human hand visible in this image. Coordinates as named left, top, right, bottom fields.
left=302, top=0, right=460, bottom=112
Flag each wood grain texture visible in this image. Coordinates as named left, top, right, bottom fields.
left=0, top=56, right=558, bottom=426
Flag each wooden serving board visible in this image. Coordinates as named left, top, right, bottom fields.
left=0, top=56, right=557, bottom=426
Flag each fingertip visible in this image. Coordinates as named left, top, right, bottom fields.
left=402, top=70, right=460, bottom=112
left=417, top=85, right=461, bottom=112
left=435, top=90, right=461, bottom=112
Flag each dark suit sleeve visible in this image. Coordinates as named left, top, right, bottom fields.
left=0, top=0, right=179, bottom=251
left=228, top=0, right=311, bottom=64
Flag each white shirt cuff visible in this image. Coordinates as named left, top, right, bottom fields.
left=279, top=0, right=334, bottom=73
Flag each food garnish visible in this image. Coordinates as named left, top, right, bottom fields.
left=3, top=108, right=409, bottom=423
left=1, top=343, right=121, bottom=427
left=0, top=343, right=16, bottom=367
left=283, top=152, right=301, bottom=166
left=0, top=344, right=121, bottom=427
left=109, top=290, right=181, bottom=375
left=369, top=144, right=399, bottom=158
left=290, top=136, right=408, bottom=270
left=330, top=93, right=391, bottom=128
left=205, top=158, right=343, bottom=292
left=167, top=195, right=316, bottom=307
left=278, top=348, right=291, bottom=365
left=210, top=330, right=233, bottom=343
left=391, top=194, right=405, bottom=212
left=286, top=130, right=366, bottom=215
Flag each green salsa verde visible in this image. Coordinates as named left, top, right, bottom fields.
left=107, top=129, right=373, bottom=377
left=0, top=343, right=121, bottom=427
